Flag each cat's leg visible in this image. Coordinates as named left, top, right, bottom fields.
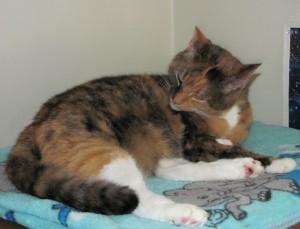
left=98, top=155, right=208, bottom=227
left=215, top=139, right=297, bottom=173
left=184, top=136, right=273, bottom=166
left=185, top=136, right=297, bottom=173
left=156, top=157, right=265, bottom=181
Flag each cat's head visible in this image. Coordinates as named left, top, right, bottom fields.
left=168, top=27, right=260, bottom=117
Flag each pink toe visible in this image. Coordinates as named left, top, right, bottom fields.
left=181, top=217, right=189, bottom=223
left=190, top=220, right=200, bottom=225
left=243, top=165, right=253, bottom=177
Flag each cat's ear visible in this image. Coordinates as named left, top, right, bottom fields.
left=222, top=63, right=261, bottom=94
left=188, top=26, right=211, bottom=49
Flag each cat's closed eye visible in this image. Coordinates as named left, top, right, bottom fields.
left=192, top=94, right=204, bottom=101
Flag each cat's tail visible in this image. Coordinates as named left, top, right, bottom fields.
left=6, top=154, right=139, bottom=215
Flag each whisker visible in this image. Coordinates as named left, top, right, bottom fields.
left=175, top=71, right=181, bottom=87
left=192, top=108, right=211, bottom=119
left=159, top=75, right=171, bottom=91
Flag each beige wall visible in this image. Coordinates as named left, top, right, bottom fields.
left=1, top=0, right=299, bottom=147
left=173, top=0, right=300, bottom=126
left=0, top=0, right=173, bottom=147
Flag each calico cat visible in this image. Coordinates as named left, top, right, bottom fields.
left=6, top=27, right=296, bottom=227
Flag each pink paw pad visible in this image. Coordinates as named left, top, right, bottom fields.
left=180, top=217, right=202, bottom=226
left=191, top=220, right=200, bottom=225
left=181, top=217, right=189, bottom=223
left=243, top=164, right=253, bottom=177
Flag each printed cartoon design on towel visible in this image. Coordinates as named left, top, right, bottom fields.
left=52, top=203, right=81, bottom=227
left=0, top=144, right=299, bottom=228
left=205, top=209, right=229, bottom=227
left=5, top=210, right=17, bottom=223
left=164, top=173, right=300, bottom=227
left=0, top=162, right=17, bottom=192
left=278, top=144, right=300, bottom=160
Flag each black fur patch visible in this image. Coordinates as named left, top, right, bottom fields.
left=46, top=178, right=138, bottom=215
left=110, top=115, right=140, bottom=144
left=85, top=115, right=100, bottom=132
left=31, top=145, right=41, bottom=160
left=6, top=156, right=45, bottom=195
left=257, top=158, right=272, bottom=167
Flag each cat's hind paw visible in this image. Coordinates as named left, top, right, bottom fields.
left=167, top=203, right=208, bottom=227
left=266, top=158, right=297, bottom=174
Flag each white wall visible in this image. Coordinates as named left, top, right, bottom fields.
left=173, top=0, right=300, bottom=126
left=1, top=0, right=299, bottom=148
left=0, top=0, right=173, bottom=147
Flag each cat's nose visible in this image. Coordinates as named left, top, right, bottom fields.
left=169, top=99, right=181, bottom=111
left=173, top=92, right=192, bottom=105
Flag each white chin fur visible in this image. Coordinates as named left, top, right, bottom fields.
left=169, top=99, right=181, bottom=111
left=266, top=158, right=297, bottom=173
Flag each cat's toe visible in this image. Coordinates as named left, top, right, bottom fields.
left=228, top=158, right=264, bottom=179
left=266, top=158, right=297, bottom=173
left=167, top=203, right=208, bottom=227
left=242, top=158, right=265, bottom=178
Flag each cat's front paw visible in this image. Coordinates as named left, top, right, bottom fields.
left=226, top=158, right=265, bottom=179
left=166, top=203, right=208, bottom=227
left=266, top=158, right=297, bottom=173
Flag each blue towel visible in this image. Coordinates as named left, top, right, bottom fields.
left=0, top=121, right=300, bottom=229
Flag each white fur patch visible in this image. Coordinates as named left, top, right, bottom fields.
left=156, top=157, right=264, bottom=181
left=97, top=156, right=208, bottom=226
left=266, top=158, right=297, bottom=173
left=222, top=104, right=240, bottom=128
left=97, top=157, right=144, bottom=188
left=216, top=138, right=233, bottom=146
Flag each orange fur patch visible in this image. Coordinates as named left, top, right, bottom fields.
left=47, top=140, right=128, bottom=179
left=205, top=102, right=252, bottom=144
left=123, top=123, right=177, bottom=176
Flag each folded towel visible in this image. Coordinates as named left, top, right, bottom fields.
left=0, top=121, right=300, bottom=229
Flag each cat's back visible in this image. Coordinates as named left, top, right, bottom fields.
left=16, top=74, right=174, bottom=152
left=34, top=74, right=168, bottom=124
left=7, top=74, right=183, bottom=179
